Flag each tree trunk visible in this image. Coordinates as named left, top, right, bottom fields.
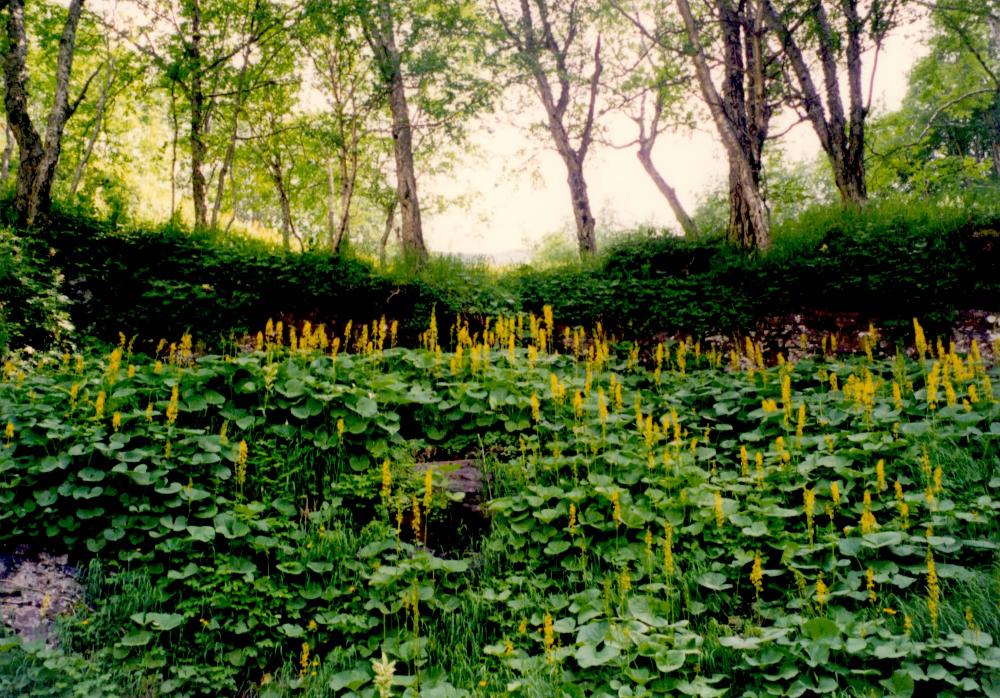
left=564, top=156, right=596, bottom=255
left=189, top=0, right=209, bottom=228
left=70, top=54, right=114, bottom=197
left=762, top=0, right=868, bottom=206
left=268, top=153, right=295, bottom=251
left=387, top=68, right=425, bottom=258
left=4, top=0, right=87, bottom=226
left=362, top=0, right=427, bottom=260
left=637, top=145, right=698, bottom=236
left=210, top=57, right=249, bottom=229
left=675, top=0, right=770, bottom=250
left=0, top=125, right=13, bottom=183
left=326, top=158, right=340, bottom=254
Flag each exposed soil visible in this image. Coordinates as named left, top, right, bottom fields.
left=0, top=546, right=82, bottom=645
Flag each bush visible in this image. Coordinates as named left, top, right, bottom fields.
left=9, top=192, right=1000, bottom=352
left=0, top=227, right=73, bottom=353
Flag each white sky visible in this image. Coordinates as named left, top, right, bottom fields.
left=424, top=20, right=931, bottom=256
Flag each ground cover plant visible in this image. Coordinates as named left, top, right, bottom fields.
left=1, top=313, right=999, bottom=697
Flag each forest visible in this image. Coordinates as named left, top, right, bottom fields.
left=1, top=1, right=1000, bottom=698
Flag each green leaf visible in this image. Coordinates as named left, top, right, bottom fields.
left=802, top=618, right=840, bottom=640
left=575, top=642, right=619, bottom=667
left=329, top=667, right=370, bottom=692
left=696, top=572, right=732, bottom=591
left=120, top=630, right=153, bottom=647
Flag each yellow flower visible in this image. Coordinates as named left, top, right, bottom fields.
left=423, top=466, right=433, bottom=510
left=750, top=552, right=764, bottom=598
left=568, top=503, right=577, bottom=535
left=308, top=619, right=317, bottom=631
left=530, top=393, right=540, bottom=423
left=411, top=496, right=422, bottom=540
left=713, top=491, right=725, bottom=528
left=611, top=490, right=622, bottom=526
left=815, top=574, right=829, bottom=606
left=236, top=440, right=248, bottom=488
left=112, top=411, right=122, bottom=432
left=830, top=481, right=841, bottom=506
left=913, top=318, right=927, bottom=360
left=380, top=459, right=392, bottom=501
left=94, top=391, right=106, bottom=419
left=926, top=549, right=940, bottom=633
left=337, top=417, right=345, bottom=443
left=876, top=459, right=886, bottom=492
left=866, top=568, right=876, bottom=604
left=299, top=642, right=310, bottom=676
left=662, top=524, right=675, bottom=577
left=803, top=488, right=816, bottom=543
left=165, top=385, right=179, bottom=425
left=860, top=491, right=877, bottom=534
left=543, top=612, right=555, bottom=662
left=4, top=421, right=13, bottom=441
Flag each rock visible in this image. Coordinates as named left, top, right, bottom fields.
left=0, top=547, right=82, bottom=645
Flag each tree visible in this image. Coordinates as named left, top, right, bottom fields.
left=491, top=0, right=604, bottom=256
left=2, top=0, right=95, bottom=225
left=675, top=0, right=776, bottom=249
left=762, top=0, right=901, bottom=204
left=609, top=0, right=699, bottom=236
left=115, top=0, right=296, bottom=227
left=304, top=6, right=384, bottom=253
left=866, top=4, right=1000, bottom=193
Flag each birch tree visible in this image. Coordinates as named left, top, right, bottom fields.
left=2, top=0, right=96, bottom=225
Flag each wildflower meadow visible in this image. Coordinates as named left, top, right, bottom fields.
left=1, top=313, right=998, bottom=697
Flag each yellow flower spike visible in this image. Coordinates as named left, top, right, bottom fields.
left=410, top=496, right=421, bottom=541
left=796, top=403, right=806, bottom=441
left=740, top=445, right=749, bottom=477
left=860, top=491, right=877, bottom=534
left=236, top=441, right=248, bottom=488
left=926, top=549, right=940, bottom=633
left=830, top=481, right=841, bottom=506
left=750, top=552, right=764, bottom=599
left=663, top=524, right=675, bottom=577
left=866, top=568, right=876, bottom=604
left=380, top=459, right=392, bottom=501
left=913, top=318, right=927, bottom=360
left=876, top=459, right=886, bottom=492
left=299, top=642, right=310, bottom=677
left=904, top=614, right=913, bottom=635
left=423, top=466, right=433, bottom=510
left=713, top=491, right=725, bottom=528
left=803, top=487, right=816, bottom=544
left=530, top=393, right=541, bottom=423
left=543, top=612, right=555, bottom=662
left=611, top=490, right=622, bottom=527
left=112, top=412, right=121, bottom=432
left=165, top=385, right=179, bottom=425
left=815, top=574, right=829, bottom=607
left=933, top=466, right=943, bottom=495
left=572, top=391, right=583, bottom=419
left=568, top=504, right=577, bottom=535
left=94, top=391, right=106, bottom=420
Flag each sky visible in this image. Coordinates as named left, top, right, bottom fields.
left=423, top=20, right=931, bottom=257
